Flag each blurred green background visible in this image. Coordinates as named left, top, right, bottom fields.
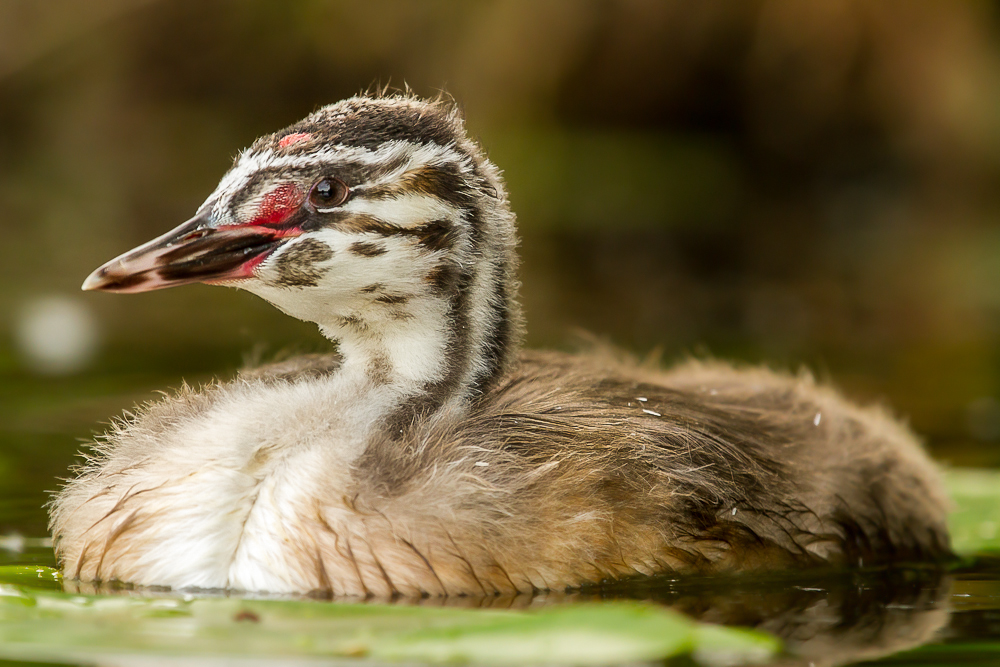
left=2, top=0, right=1000, bottom=536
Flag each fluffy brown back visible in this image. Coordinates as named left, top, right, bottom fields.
left=338, top=349, right=950, bottom=591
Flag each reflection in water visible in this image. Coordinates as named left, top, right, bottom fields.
left=591, top=568, right=952, bottom=667
left=63, top=565, right=954, bottom=666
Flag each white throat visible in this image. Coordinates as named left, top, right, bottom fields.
left=319, top=295, right=454, bottom=397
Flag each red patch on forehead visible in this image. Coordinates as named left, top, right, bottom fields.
left=278, top=133, right=312, bottom=148
left=251, top=183, right=303, bottom=226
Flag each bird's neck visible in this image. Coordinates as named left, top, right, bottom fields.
left=319, top=297, right=455, bottom=404
left=317, top=298, right=508, bottom=430
left=319, top=242, right=522, bottom=428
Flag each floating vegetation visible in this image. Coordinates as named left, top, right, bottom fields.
left=0, top=578, right=778, bottom=666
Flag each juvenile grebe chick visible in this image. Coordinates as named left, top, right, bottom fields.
left=52, top=94, right=951, bottom=596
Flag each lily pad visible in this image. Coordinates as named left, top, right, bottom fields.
left=0, top=589, right=778, bottom=666
left=372, top=603, right=699, bottom=664
left=0, top=566, right=61, bottom=591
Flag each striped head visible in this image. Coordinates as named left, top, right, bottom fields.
left=84, top=95, right=523, bottom=395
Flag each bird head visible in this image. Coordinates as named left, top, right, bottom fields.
left=83, top=95, right=515, bottom=334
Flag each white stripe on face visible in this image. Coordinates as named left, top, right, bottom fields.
left=206, top=141, right=471, bottom=224
left=331, top=193, right=461, bottom=228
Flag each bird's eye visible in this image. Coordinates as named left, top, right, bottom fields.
left=308, top=177, right=349, bottom=209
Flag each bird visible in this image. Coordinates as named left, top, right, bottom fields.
left=51, top=93, right=951, bottom=598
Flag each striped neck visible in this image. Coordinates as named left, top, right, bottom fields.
left=313, top=186, right=523, bottom=425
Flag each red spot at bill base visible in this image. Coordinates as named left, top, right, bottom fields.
left=212, top=182, right=306, bottom=281
left=250, top=183, right=303, bottom=226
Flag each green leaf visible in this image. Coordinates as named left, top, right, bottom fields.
left=944, top=468, right=1000, bottom=554
left=371, top=603, right=698, bottom=665
left=0, top=590, right=778, bottom=666
left=0, top=567, right=61, bottom=591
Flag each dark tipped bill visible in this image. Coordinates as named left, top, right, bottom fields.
left=82, top=210, right=295, bottom=293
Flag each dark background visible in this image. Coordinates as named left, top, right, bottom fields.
left=2, top=0, right=1000, bottom=533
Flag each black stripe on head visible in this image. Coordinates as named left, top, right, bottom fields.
left=283, top=98, right=468, bottom=153
left=364, top=163, right=473, bottom=213
left=414, top=220, right=458, bottom=252
left=309, top=211, right=460, bottom=254
left=305, top=211, right=400, bottom=235
left=406, top=164, right=473, bottom=211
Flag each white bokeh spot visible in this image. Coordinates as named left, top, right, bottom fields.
left=14, top=295, right=101, bottom=375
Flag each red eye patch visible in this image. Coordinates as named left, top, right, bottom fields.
left=278, top=133, right=312, bottom=148
left=250, top=183, right=303, bottom=226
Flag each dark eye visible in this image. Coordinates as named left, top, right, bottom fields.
left=308, top=177, right=349, bottom=209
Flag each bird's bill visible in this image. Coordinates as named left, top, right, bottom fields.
left=82, top=211, right=293, bottom=294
